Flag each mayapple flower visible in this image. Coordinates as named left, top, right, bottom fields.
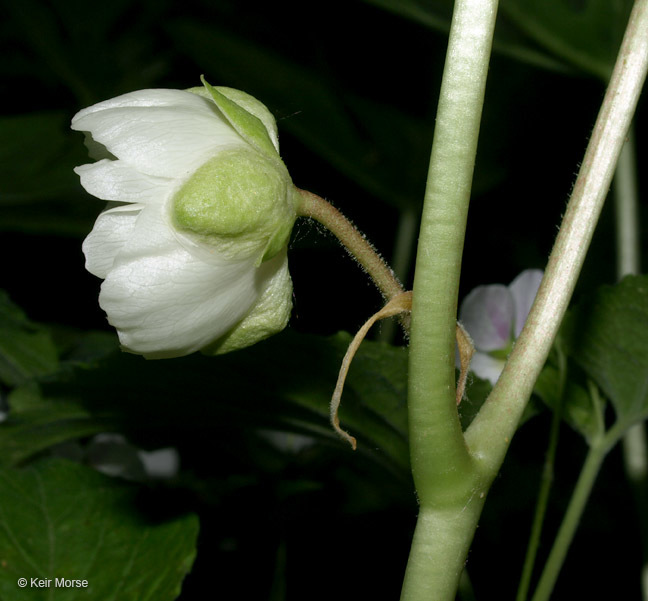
left=458, top=269, right=544, bottom=384
left=72, top=78, right=298, bottom=359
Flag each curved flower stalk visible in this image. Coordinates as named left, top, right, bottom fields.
left=73, top=78, right=298, bottom=359
left=458, top=269, right=543, bottom=384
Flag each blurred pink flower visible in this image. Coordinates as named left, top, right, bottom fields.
left=459, top=269, right=543, bottom=384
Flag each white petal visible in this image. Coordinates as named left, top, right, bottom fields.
left=82, top=203, right=142, bottom=278
left=75, top=159, right=174, bottom=204
left=459, top=284, right=514, bottom=351
left=510, top=269, right=543, bottom=337
left=98, top=206, right=261, bottom=358
left=72, top=89, right=216, bottom=120
left=112, top=202, right=181, bottom=265
left=470, top=352, right=506, bottom=385
left=72, top=92, right=246, bottom=178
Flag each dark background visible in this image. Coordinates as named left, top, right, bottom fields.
left=1, top=0, right=646, bottom=599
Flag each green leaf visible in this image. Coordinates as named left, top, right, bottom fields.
left=0, top=290, right=59, bottom=386
left=360, top=0, right=576, bottom=73
left=39, top=330, right=411, bottom=479
left=500, top=0, right=633, bottom=79
left=0, top=113, right=96, bottom=236
left=0, top=458, right=198, bottom=600
left=0, top=384, right=116, bottom=468
left=0, top=113, right=81, bottom=203
left=535, top=365, right=605, bottom=444
left=564, top=275, right=648, bottom=429
left=458, top=372, right=492, bottom=431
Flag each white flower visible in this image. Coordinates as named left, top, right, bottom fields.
left=458, top=269, right=543, bottom=384
left=72, top=79, right=298, bottom=359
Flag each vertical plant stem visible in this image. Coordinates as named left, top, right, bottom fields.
left=614, top=126, right=648, bottom=600
left=614, top=128, right=640, bottom=277
left=530, top=423, right=622, bottom=601
left=407, top=0, right=498, bottom=501
left=465, top=0, right=648, bottom=474
left=400, top=502, right=486, bottom=601
left=516, top=348, right=567, bottom=601
left=401, top=1, right=498, bottom=600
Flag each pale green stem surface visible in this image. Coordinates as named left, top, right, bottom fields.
left=407, top=0, right=498, bottom=504
left=530, top=418, right=623, bottom=601
left=465, top=0, right=648, bottom=474
left=516, top=347, right=567, bottom=601
left=401, top=1, right=499, bottom=600
left=614, top=127, right=648, bottom=601
left=614, top=129, right=640, bottom=278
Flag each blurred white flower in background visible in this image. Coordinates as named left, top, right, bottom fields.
left=86, top=434, right=180, bottom=481
left=72, top=79, right=298, bottom=359
left=458, top=269, right=543, bottom=384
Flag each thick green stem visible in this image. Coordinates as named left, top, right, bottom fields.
left=401, top=0, right=498, bottom=599
left=407, top=0, right=498, bottom=504
left=400, top=501, right=486, bottom=601
left=465, top=0, right=648, bottom=474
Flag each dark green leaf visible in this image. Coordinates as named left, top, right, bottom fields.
left=459, top=372, right=492, bottom=430
left=0, top=290, right=59, bottom=386
left=0, top=384, right=116, bottom=467
left=0, top=113, right=82, bottom=203
left=0, top=113, right=97, bottom=236
left=361, top=0, right=577, bottom=73
left=0, top=458, right=198, bottom=600
left=535, top=364, right=604, bottom=444
left=41, top=330, right=411, bottom=479
left=500, top=0, right=633, bottom=79
left=564, top=275, right=648, bottom=429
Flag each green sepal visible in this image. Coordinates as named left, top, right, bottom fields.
left=200, top=75, right=279, bottom=161
left=203, top=251, right=293, bottom=354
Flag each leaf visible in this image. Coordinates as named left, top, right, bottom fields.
left=39, top=330, right=411, bottom=479
left=535, top=364, right=604, bottom=444
left=499, top=0, right=633, bottom=79
left=0, top=458, right=198, bottom=600
left=458, top=372, right=492, bottom=431
left=0, top=113, right=81, bottom=203
left=360, top=0, right=577, bottom=73
left=0, top=290, right=59, bottom=387
left=0, top=303, right=120, bottom=467
left=0, top=113, right=96, bottom=236
left=564, top=275, right=648, bottom=429
left=0, top=384, right=117, bottom=468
